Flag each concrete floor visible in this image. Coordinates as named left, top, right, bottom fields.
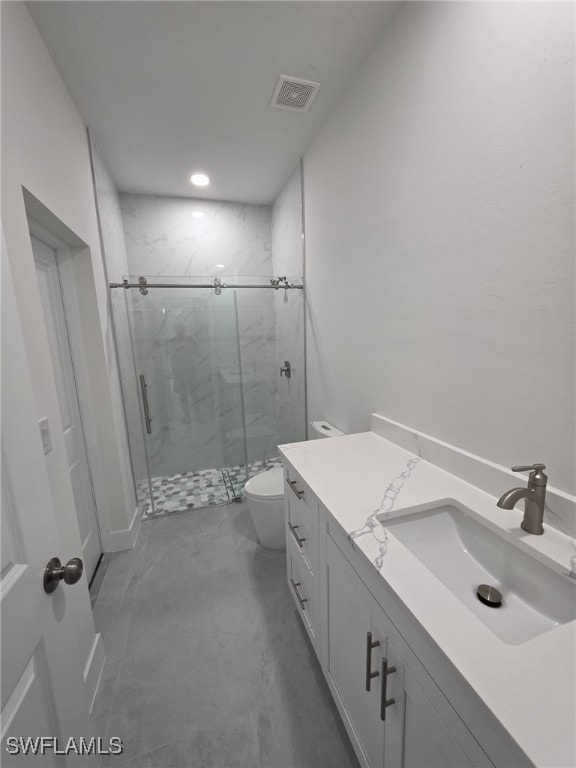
left=91, top=502, right=358, bottom=767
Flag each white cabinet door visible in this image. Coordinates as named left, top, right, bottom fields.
left=381, top=638, right=405, bottom=768
left=401, top=667, right=473, bottom=768
left=326, top=538, right=487, bottom=768
left=381, top=641, right=475, bottom=768
left=327, top=545, right=385, bottom=767
left=1, top=249, right=94, bottom=765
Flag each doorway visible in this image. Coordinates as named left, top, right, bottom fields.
left=32, top=235, right=102, bottom=582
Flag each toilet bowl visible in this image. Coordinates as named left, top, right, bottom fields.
left=246, top=421, right=345, bottom=550
left=245, top=468, right=285, bottom=549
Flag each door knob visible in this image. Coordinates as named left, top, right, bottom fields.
left=43, top=557, right=84, bottom=594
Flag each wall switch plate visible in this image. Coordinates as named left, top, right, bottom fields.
left=38, top=417, right=52, bottom=454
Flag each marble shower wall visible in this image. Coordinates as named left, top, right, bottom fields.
left=120, top=194, right=281, bottom=474
left=125, top=284, right=250, bottom=476
left=90, top=140, right=150, bottom=514
left=120, top=194, right=272, bottom=277
left=235, top=285, right=278, bottom=464
left=94, top=168, right=305, bottom=490
left=271, top=164, right=306, bottom=445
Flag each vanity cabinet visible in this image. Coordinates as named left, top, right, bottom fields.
left=326, top=537, right=490, bottom=768
left=282, top=455, right=494, bottom=768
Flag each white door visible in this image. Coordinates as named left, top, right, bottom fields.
left=1, top=246, right=95, bottom=765
left=32, top=236, right=101, bottom=581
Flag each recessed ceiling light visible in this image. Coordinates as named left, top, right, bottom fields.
left=192, top=211, right=204, bottom=219
left=190, top=173, right=210, bottom=187
left=216, top=264, right=225, bottom=269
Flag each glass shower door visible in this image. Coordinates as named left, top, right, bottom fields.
left=124, top=276, right=248, bottom=516
left=231, top=275, right=306, bottom=478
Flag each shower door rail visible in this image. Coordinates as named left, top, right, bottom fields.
left=110, top=276, right=303, bottom=292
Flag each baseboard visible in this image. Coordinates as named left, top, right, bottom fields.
left=370, top=413, right=576, bottom=538
left=84, top=632, right=105, bottom=712
left=106, top=505, right=141, bottom=552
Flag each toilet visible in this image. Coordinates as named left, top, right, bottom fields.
left=245, top=421, right=344, bottom=549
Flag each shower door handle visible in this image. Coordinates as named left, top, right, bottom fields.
left=139, top=374, right=152, bottom=434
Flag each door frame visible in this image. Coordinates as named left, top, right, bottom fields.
left=21, top=188, right=140, bottom=556
left=23, top=205, right=126, bottom=563
left=28, top=219, right=107, bottom=566
left=30, top=225, right=104, bottom=579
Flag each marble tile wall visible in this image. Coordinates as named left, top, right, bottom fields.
left=272, top=287, right=306, bottom=446
left=120, top=194, right=283, bottom=476
left=126, top=287, right=244, bottom=476
left=271, top=164, right=306, bottom=445
left=115, top=186, right=305, bottom=484
left=235, top=288, right=279, bottom=464
left=120, top=193, right=273, bottom=278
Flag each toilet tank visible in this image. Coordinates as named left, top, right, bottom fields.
left=310, top=420, right=345, bottom=439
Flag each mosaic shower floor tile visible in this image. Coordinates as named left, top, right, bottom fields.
left=142, top=456, right=283, bottom=519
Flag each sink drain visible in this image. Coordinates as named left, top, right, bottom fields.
left=476, top=584, right=502, bottom=608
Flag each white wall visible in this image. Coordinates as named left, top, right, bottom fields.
left=1, top=2, right=138, bottom=684
left=304, top=2, right=575, bottom=497
left=271, top=165, right=304, bottom=277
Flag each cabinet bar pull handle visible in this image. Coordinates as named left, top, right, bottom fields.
left=365, top=631, right=381, bottom=691
left=290, top=578, right=308, bottom=610
left=288, top=480, right=304, bottom=499
left=288, top=521, right=306, bottom=547
left=380, top=658, right=397, bottom=721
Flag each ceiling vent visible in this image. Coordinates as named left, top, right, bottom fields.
left=271, top=75, right=321, bottom=113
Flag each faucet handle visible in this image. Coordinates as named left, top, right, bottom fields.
left=512, top=464, right=547, bottom=487
left=512, top=463, right=546, bottom=472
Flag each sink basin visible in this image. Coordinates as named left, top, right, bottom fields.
left=379, top=503, right=576, bottom=645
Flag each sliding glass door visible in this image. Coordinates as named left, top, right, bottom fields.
left=124, top=276, right=248, bottom=516
left=112, top=274, right=305, bottom=518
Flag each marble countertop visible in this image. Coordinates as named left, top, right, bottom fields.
left=279, top=431, right=576, bottom=768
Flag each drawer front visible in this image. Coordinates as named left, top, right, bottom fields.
left=286, top=483, right=318, bottom=573
left=284, top=466, right=318, bottom=528
left=287, top=537, right=318, bottom=645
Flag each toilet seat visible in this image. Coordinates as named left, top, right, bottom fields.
left=244, top=468, right=284, bottom=501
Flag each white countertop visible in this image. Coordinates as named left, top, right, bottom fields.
left=279, top=431, right=576, bottom=768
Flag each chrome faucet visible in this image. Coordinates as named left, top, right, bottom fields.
left=497, top=464, right=548, bottom=535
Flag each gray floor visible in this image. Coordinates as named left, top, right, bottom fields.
left=91, top=502, right=358, bottom=768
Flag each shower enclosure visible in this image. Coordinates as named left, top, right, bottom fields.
left=114, top=274, right=305, bottom=518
